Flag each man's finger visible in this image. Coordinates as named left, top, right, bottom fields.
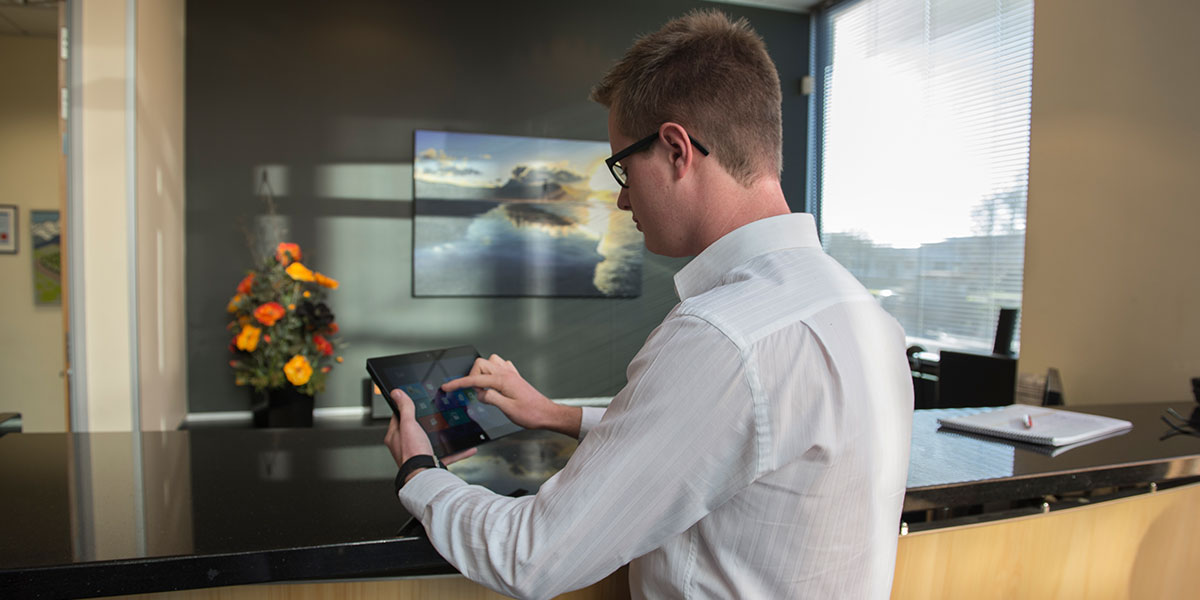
left=391, top=389, right=416, bottom=419
left=478, top=387, right=514, bottom=411
left=443, top=372, right=501, bottom=392
left=471, top=357, right=493, bottom=376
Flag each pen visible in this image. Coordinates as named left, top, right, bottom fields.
left=1022, top=413, right=1033, bottom=429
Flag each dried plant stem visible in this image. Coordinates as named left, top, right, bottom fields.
left=258, top=171, right=278, bottom=215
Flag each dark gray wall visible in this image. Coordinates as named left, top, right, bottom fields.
left=186, top=0, right=810, bottom=412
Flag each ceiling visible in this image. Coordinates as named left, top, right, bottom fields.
left=0, top=0, right=822, bottom=40
left=712, top=0, right=823, bottom=12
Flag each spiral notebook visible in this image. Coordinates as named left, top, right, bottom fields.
left=937, top=405, right=1133, bottom=447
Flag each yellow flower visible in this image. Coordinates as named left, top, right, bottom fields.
left=314, top=272, right=339, bottom=289
left=235, top=324, right=261, bottom=352
left=284, top=354, right=313, bottom=386
left=288, top=303, right=296, bottom=311
left=286, top=262, right=316, bottom=282
left=227, top=294, right=243, bottom=313
left=303, top=291, right=311, bottom=298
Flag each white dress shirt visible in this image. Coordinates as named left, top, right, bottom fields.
left=400, top=213, right=914, bottom=599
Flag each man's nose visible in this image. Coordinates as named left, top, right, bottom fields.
left=616, top=188, right=631, bottom=211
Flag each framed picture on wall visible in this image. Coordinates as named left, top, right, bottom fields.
left=31, top=210, right=62, bottom=305
left=412, top=130, right=643, bottom=298
left=0, top=205, right=16, bottom=254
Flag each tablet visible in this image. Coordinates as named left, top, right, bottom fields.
left=366, top=345, right=523, bottom=457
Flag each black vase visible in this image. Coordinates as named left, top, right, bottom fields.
left=252, top=386, right=314, bottom=428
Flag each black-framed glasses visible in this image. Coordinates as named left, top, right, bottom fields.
left=605, top=131, right=710, bottom=188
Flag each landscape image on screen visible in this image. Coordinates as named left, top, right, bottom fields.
left=412, top=130, right=642, bottom=297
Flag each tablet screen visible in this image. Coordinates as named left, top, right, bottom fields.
left=367, top=346, right=522, bottom=456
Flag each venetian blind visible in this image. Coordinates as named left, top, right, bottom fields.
left=811, top=0, right=1034, bottom=353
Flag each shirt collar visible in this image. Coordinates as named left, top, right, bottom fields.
left=673, top=213, right=821, bottom=301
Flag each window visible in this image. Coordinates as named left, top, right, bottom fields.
left=809, top=0, right=1034, bottom=354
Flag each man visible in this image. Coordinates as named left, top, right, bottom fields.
left=384, top=10, right=913, bottom=599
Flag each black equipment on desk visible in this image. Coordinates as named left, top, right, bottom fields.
left=1042, top=367, right=1064, bottom=406
left=1188, top=377, right=1200, bottom=427
left=936, top=351, right=1017, bottom=408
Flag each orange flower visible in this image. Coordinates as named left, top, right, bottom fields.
left=263, top=334, right=271, bottom=343
left=303, top=291, right=311, bottom=298
left=336, top=356, right=344, bottom=363
left=226, top=294, right=243, bottom=313
left=312, top=334, right=334, bottom=356
left=284, top=354, right=313, bottom=386
left=254, top=302, right=286, bottom=326
left=286, top=262, right=316, bottom=282
left=328, top=323, right=339, bottom=334
left=287, top=303, right=296, bottom=311
left=237, top=272, right=255, bottom=294
left=314, top=272, right=339, bottom=289
left=235, top=324, right=261, bottom=352
left=276, top=243, right=302, bottom=265
left=321, top=366, right=332, bottom=374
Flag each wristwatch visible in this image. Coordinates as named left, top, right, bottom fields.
left=394, top=454, right=445, bottom=495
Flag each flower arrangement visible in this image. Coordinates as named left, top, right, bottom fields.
left=227, top=243, right=342, bottom=396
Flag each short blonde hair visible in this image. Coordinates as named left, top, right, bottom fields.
left=591, top=10, right=783, bottom=186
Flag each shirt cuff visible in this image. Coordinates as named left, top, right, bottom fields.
left=577, top=406, right=606, bottom=440
left=398, top=466, right=466, bottom=519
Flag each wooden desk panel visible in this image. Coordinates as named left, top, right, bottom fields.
left=892, top=482, right=1200, bottom=599
left=107, top=484, right=1200, bottom=599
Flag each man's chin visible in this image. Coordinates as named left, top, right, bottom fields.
left=643, top=237, right=689, bottom=258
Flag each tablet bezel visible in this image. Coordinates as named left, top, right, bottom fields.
left=366, top=345, right=522, bottom=457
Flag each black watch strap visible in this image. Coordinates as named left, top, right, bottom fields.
left=394, top=454, right=444, bottom=495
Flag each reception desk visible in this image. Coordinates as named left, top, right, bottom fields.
left=2, top=402, right=1198, bottom=599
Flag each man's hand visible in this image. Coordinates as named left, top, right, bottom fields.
left=442, top=354, right=581, bottom=438
left=383, top=389, right=476, bottom=485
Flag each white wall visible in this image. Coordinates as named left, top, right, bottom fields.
left=75, top=0, right=187, bottom=431
left=1019, top=1, right=1200, bottom=405
left=0, top=35, right=67, bottom=432
left=79, top=0, right=135, bottom=431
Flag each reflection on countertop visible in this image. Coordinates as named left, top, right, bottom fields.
left=0, top=426, right=577, bottom=572
left=2, top=402, right=1199, bottom=599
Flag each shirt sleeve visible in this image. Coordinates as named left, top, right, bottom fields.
left=576, top=406, right=606, bottom=440
left=399, top=314, right=758, bottom=600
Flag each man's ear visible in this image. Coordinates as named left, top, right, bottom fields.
left=658, top=122, right=695, bottom=179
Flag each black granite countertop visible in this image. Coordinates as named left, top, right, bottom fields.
left=904, top=402, right=1200, bottom=511
left=0, top=427, right=577, bottom=599
left=2, top=402, right=1198, bottom=599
